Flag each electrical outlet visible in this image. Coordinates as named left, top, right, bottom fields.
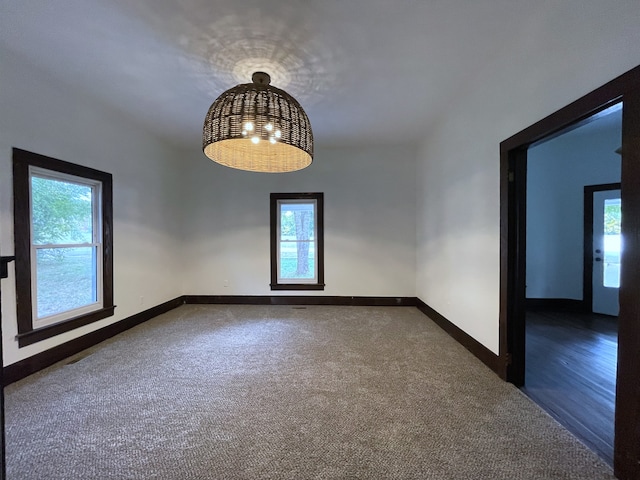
left=140, top=296, right=144, bottom=305
left=223, top=280, right=229, bottom=287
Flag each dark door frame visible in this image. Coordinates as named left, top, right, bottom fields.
left=499, top=65, right=640, bottom=479
left=0, top=255, right=13, bottom=480
left=583, top=182, right=622, bottom=313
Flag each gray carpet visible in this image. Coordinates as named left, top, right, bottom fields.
left=5, top=305, right=615, bottom=479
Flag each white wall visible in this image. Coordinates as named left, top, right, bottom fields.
left=0, top=49, right=185, bottom=366
left=416, top=0, right=640, bottom=354
left=526, top=114, right=622, bottom=300
left=181, top=144, right=417, bottom=297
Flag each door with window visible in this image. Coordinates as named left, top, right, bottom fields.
left=592, top=188, right=621, bottom=316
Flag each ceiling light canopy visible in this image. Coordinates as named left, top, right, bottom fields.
left=203, top=72, right=313, bottom=173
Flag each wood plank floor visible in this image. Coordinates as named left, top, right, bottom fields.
left=522, top=309, right=617, bottom=466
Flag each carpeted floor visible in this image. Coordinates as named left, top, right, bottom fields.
left=5, top=305, right=615, bottom=479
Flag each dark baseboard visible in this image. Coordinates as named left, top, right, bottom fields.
left=416, top=298, right=504, bottom=377
left=525, top=298, right=589, bottom=312
left=3, top=297, right=184, bottom=386
left=184, top=295, right=417, bottom=307
left=4, top=295, right=503, bottom=385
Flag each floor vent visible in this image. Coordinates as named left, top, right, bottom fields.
left=66, top=354, right=91, bottom=365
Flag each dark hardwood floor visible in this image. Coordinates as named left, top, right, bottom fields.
left=522, top=309, right=617, bottom=466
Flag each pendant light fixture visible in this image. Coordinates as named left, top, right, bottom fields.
left=203, top=72, right=313, bottom=173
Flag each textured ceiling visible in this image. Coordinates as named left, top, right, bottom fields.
left=1, top=1, right=550, bottom=150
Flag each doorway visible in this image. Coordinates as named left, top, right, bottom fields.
left=521, top=110, right=621, bottom=465
left=499, top=65, right=640, bottom=480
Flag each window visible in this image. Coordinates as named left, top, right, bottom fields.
left=270, top=193, right=324, bottom=290
left=13, top=149, right=114, bottom=347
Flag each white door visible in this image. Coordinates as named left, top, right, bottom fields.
left=592, top=189, right=621, bottom=316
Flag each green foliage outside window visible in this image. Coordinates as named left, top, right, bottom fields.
left=604, top=204, right=621, bottom=235
left=31, top=177, right=92, bottom=245
left=280, top=206, right=314, bottom=278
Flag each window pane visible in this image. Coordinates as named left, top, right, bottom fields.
left=32, top=176, right=93, bottom=245
left=603, top=198, right=621, bottom=288
left=279, top=242, right=316, bottom=279
left=36, top=247, right=98, bottom=319
left=279, top=202, right=315, bottom=241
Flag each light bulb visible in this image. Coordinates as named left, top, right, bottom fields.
left=251, top=136, right=260, bottom=144
left=241, top=130, right=247, bottom=136
left=269, top=137, right=276, bottom=144
left=265, top=123, right=273, bottom=132
left=244, top=122, right=254, bottom=132
left=275, top=130, right=282, bottom=138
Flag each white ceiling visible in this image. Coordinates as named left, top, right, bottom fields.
left=1, top=1, right=549, bottom=150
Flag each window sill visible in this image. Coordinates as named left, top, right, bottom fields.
left=17, top=306, right=116, bottom=347
left=270, top=284, right=325, bottom=291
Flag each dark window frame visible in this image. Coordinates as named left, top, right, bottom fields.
left=13, top=148, right=114, bottom=347
left=270, top=192, right=325, bottom=291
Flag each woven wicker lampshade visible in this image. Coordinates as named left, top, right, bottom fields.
left=203, top=72, right=313, bottom=173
